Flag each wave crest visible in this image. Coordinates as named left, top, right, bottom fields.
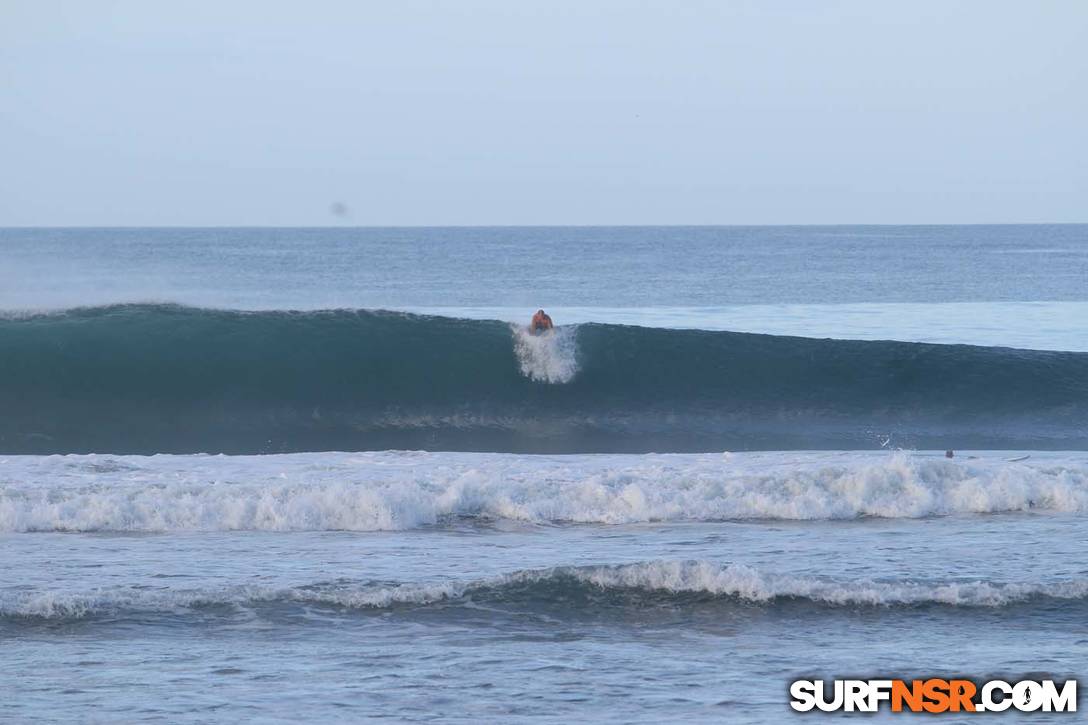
left=6, top=561, right=1086, bottom=620
left=2, top=304, right=1086, bottom=453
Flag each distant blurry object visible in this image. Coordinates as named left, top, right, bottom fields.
left=330, top=202, right=348, bottom=217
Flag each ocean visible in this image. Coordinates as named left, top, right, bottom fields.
left=2, top=225, right=1086, bottom=722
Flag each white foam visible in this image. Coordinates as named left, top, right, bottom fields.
left=1, top=451, right=1086, bottom=533
left=563, top=561, right=1088, bottom=607
left=4, top=561, right=1084, bottom=618
left=511, top=324, right=579, bottom=383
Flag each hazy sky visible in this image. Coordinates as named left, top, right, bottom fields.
left=2, top=1, right=1085, bottom=225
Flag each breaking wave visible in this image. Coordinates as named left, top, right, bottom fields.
left=2, top=451, right=1086, bottom=532
left=5, top=561, right=1086, bottom=620
left=2, top=304, right=1087, bottom=454
left=511, top=324, right=579, bottom=383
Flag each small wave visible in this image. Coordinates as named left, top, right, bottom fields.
left=2, top=452, right=1087, bottom=532
left=5, top=561, right=1086, bottom=620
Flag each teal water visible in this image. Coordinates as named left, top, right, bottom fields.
left=2, top=226, right=1085, bottom=722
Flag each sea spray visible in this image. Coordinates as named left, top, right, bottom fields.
left=511, top=324, right=580, bottom=383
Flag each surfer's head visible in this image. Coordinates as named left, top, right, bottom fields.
left=530, top=309, right=553, bottom=332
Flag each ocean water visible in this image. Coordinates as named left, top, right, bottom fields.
left=2, top=225, right=1086, bottom=722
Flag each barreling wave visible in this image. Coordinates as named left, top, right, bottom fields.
left=5, top=561, right=1087, bottom=621
left=3, top=451, right=1086, bottom=532
left=2, top=304, right=1087, bottom=454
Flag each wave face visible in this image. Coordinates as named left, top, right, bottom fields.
left=6, top=561, right=1086, bottom=621
left=2, top=304, right=1087, bottom=454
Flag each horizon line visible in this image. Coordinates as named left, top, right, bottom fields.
left=2, top=222, right=1087, bottom=230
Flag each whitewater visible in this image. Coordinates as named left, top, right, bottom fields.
left=3, top=450, right=1088, bottom=532
left=2, top=225, right=1086, bottom=723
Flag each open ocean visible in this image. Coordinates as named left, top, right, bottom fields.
left=2, top=225, right=1086, bottom=722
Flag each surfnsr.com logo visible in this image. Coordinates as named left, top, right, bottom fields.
left=790, top=679, right=1077, bottom=713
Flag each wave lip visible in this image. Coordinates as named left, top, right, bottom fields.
left=3, top=452, right=1087, bottom=533
left=2, top=304, right=1088, bottom=453
left=6, top=561, right=1086, bottom=620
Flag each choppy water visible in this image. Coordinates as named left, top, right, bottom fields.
left=2, top=225, right=1086, bottom=722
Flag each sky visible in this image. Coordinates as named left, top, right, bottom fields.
left=1, top=0, right=1085, bottom=226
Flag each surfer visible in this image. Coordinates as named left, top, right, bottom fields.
left=530, top=309, right=554, bottom=334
